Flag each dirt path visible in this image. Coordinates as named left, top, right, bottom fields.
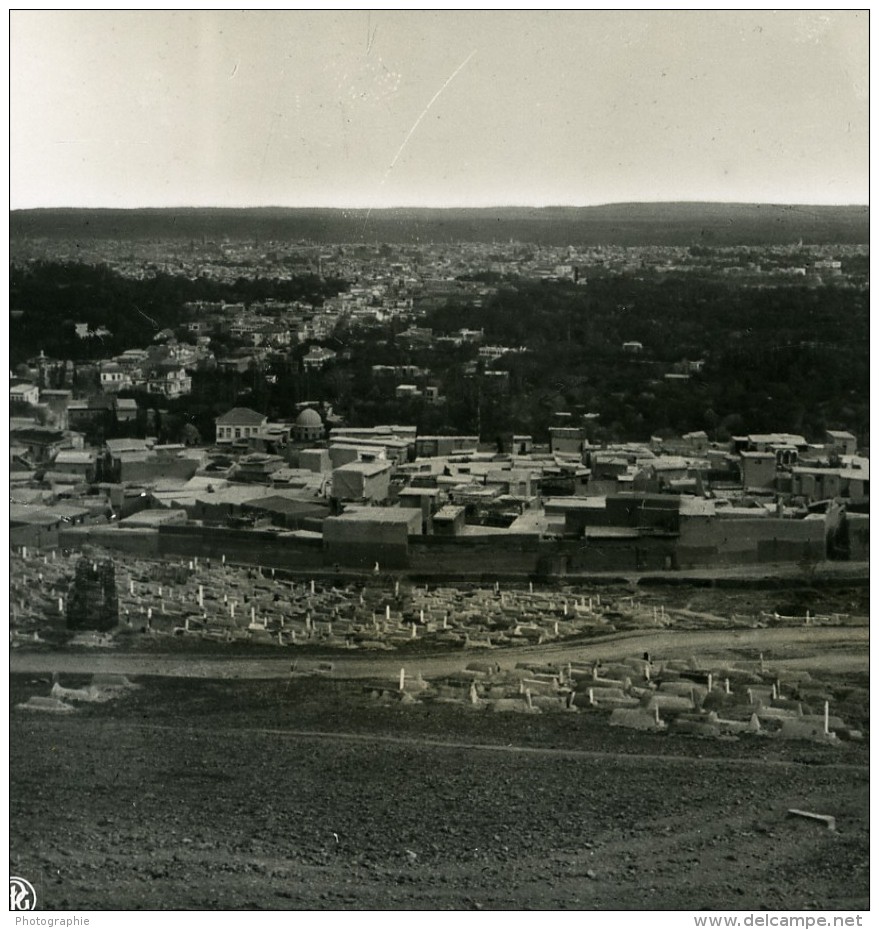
left=115, top=721, right=869, bottom=772
left=11, top=626, right=868, bottom=680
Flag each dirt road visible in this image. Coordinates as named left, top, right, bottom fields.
left=11, top=625, right=868, bottom=680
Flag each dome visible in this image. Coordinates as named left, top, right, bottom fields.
left=295, top=408, right=323, bottom=427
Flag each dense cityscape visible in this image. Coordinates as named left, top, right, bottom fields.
left=10, top=212, right=869, bottom=910
left=10, top=226, right=869, bottom=578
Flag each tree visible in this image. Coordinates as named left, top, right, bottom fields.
left=181, top=423, right=202, bottom=446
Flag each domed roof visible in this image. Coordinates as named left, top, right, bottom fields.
left=295, top=407, right=323, bottom=427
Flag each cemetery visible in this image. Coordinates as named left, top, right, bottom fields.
left=7, top=547, right=863, bottom=655
left=9, top=544, right=869, bottom=910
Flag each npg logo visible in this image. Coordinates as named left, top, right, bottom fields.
left=9, top=877, right=37, bottom=911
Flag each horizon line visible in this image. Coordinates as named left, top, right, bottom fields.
left=9, top=199, right=870, bottom=212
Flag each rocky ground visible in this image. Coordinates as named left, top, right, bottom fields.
left=9, top=671, right=869, bottom=911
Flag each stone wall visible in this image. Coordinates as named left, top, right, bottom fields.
left=677, top=515, right=825, bottom=568
left=59, top=526, right=161, bottom=557
left=158, top=524, right=325, bottom=569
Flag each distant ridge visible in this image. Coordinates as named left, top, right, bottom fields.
left=9, top=202, right=868, bottom=246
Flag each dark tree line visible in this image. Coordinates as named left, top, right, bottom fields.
left=9, top=261, right=869, bottom=447
left=9, top=261, right=347, bottom=365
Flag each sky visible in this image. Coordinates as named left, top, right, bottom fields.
left=9, top=9, right=870, bottom=209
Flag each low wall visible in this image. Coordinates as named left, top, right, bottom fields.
left=11, top=524, right=59, bottom=550
left=323, top=540, right=409, bottom=570
left=409, top=534, right=541, bottom=575
left=59, top=525, right=161, bottom=557
left=48, top=511, right=835, bottom=577
left=677, top=516, right=825, bottom=568
left=158, top=524, right=325, bottom=570
left=562, top=536, right=677, bottom=573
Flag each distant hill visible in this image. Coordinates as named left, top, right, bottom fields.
left=9, top=202, right=869, bottom=246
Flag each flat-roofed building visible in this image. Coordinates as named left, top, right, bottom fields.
left=825, top=430, right=857, bottom=456
left=332, top=461, right=392, bottom=502
left=431, top=504, right=467, bottom=537
left=323, top=507, right=421, bottom=568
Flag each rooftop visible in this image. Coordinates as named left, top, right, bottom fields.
left=215, top=407, right=267, bottom=426
left=334, top=461, right=392, bottom=477
left=326, top=507, right=416, bottom=524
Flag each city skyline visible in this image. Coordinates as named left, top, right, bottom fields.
left=10, top=10, right=869, bottom=210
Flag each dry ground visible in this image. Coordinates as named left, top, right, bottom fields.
left=9, top=652, right=869, bottom=912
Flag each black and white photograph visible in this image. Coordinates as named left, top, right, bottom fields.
left=8, top=8, right=869, bottom=918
